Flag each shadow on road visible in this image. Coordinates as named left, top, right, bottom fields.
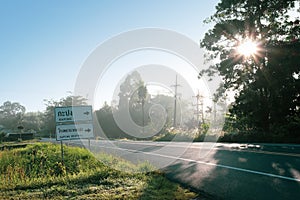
left=163, top=148, right=300, bottom=200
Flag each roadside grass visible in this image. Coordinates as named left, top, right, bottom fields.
left=154, top=129, right=197, bottom=142
left=0, top=139, right=40, bottom=150
left=0, top=143, right=197, bottom=199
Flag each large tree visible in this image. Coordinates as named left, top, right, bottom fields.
left=0, top=101, right=26, bottom=130
left=94, top=102, right=131, bottom=139
left=118, top=71, right=150, bottom=127
left=201, top=0, right=300, bottom=137
left=23, top=112, right=44, bottom=133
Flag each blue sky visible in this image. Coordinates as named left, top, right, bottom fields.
left=0, top=0, right=219, bottom=112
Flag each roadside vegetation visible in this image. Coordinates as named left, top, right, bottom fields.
left=153, top=123, right=222, bottom=143
left=0, top=142, right=197, bottom=199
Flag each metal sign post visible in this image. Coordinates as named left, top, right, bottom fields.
left=54, top=105, right=94, bottom=166
left=60, top=140, right=64, bottom=165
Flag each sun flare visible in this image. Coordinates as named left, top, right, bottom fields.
left=237, top=40, right=258, bottom=57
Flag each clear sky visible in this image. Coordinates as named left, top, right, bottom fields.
left=0, top=0, right=219, bottom=112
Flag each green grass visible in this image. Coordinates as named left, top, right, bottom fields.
left=0, top=143, right=197, bottom=199
left=154, top=129, right=197, bottom=142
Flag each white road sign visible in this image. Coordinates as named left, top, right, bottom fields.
left=55, top=106, right=93, bottom=123
left=56, top=123, right=94, bottom=141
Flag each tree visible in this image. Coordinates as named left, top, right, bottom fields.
left=118, top=71, right=150, bottom=127
left=138, top=84, right=147, bottom=129
left=95, top=102, right=124, bottom=138
left=150, top=94, right=174, bottom=128
left=200, top=0, right=300, bottom=138
left=118, top=71, right=144, bottom=111
left=0, top=101, right=26, bottom=130
left=23, top=112, right=44, bottom=133
left=42, top=95, right=88, bottom=137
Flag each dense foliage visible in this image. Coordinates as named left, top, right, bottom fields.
left=2, top=1, right=299, bottom=143
left=0, top=71, right=195, bottom=140
left=0, top=101, right=25, bottom=131
left=201, top=0, right=300, bottom=142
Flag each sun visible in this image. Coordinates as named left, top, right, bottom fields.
left=237, top=40, right=258, bottom=57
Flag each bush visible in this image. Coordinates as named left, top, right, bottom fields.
left=153, top=128, right=196, bottom=142
left=0, top=142, right=103, bottom=188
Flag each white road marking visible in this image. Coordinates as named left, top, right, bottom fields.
left=83, top=141, right=300, bottom=183
left=111, top=140, right=300, bottom=158
left=44, top=138, right=300, bottom=158
left=53, top=139, right=300, bottom=183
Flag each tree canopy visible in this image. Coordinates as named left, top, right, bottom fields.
left=0, top=101, right=26, bottom=130
left=42, top=95, right=88, bottom=137
left=201, top=0, right=300, bottom=139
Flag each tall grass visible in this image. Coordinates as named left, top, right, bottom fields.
left=0, top=143, right=197, bottom=199
left=0, top=143, right=108, bottom=192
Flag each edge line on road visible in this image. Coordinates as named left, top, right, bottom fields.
left=85, top=141, right=300, bottom=183
left=112, top=141, right=300, bottom=158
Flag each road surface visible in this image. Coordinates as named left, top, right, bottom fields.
left=43, top=138, right=300, bottom=200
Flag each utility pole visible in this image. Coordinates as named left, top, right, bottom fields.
left=142, top=98, right=145, bottom=135
left=171, top=75, right=180, bottom=127
left=213, top=100, right=217, bottom=123
left=193, top=93, right=199, bottom=125
left=193, top=91, right=204, bottom=126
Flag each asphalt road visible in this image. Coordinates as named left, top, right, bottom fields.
left=43, top=139, right=300, bottom=200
